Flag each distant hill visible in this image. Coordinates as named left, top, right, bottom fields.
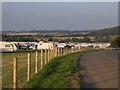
left=2, top=30, right=90, bottom=35
left=87, top=26, right=119, bottom=37
left=2, top=26, right=119, bottom=37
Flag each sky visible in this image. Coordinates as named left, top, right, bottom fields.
left=2, top=2, right=118, bottom=31
left=1, top=0, right=120, bottom=2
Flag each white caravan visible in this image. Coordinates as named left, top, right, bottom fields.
left=37, top=41, right=54, bottom=50
left=57, top=43, right=66, bottom=48
left=0, top=41, right=18, bottom=52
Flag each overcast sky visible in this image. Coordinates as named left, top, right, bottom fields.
left=2, top=2, right=118, bottom=31
left=2, top=0, right=120, bottom=2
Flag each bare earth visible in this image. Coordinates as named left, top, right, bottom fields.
left=78, top=50, right=119, bottom=88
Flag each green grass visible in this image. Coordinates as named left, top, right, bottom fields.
left=2, top=50, right=46, bottom=88
left=24, top=50, right=94, bottom=88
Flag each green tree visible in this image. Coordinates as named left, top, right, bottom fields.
left=82, top=37, right=91, bottom=42
left=71, top=38, right=79, bottom=42
left=110, top=36, right=120, bottom=46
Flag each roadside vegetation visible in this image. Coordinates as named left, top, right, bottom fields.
left=24, top=50, right=97, bottom=88
left=110, top=35, right=120, bottom=47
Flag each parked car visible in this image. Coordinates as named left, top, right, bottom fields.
left=19, top=44, right=28, bottom=50
left=111, top=46, right=120, bottom=50
left=29, top=45, right=36, bottom=50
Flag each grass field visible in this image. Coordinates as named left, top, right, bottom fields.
left=2, top=50, right=47, bottom=88
left=24, top=50, right=94, bottom=88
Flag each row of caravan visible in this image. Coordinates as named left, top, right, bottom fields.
left=0, top=41, right=111, bottom=52
left=0, top=41, right=54, bottom=52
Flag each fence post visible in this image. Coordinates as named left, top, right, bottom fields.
left=65, top=47, right=67, bottom=54
left=71, top=47, right=73, bottom=53
left=48, top=48, right=50, bottom=62
left=27, top=52, right=31, bottom=81
left=53, top=48, right=55, bottom=58
left=65, top=47, right=66, bottom=54
left=58, top=48, right=60, bottom=56
left=40, top=49, right=43, bottom=69
left=35, top=50, right=38, bottom=74
left=63, top=48, right=65, bottom=55
left=53, top=48, right=54, bottom=58
left=66, top=47, right=68, bottom=54
left=55, top=47, right=57, bottom=57
left=73, top=48, right=75, bottom=53
left=55, top=47, right=56, bottom=57
left=45, top=49, right=47, bottom=64
left=61, top=48, right=63, bottom=56
left=54, top=48, right=56, bottom=58
left=49, top=48, right=51, bottom=60
left=13, top=57, right=17, bottom=90
left=60, top=48, right=62, bottom=56
left=59, top=48, right=61, bottom=56
left=57, top=48, right=59, bottom=56
left=50, top=49, right=53, bottom=60
left=54, top=47, right=56, bottom=57
left=56, top=47, right=58, bottom=57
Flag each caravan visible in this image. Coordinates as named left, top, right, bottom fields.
left=37, top=41, right=54, bottom=50
left=0, top=41, right=18, bottom=52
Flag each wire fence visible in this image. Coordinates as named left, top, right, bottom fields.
left=2, top=47, right=95, bottom=89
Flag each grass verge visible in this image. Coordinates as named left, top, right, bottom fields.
left=24, top=50, right=97, bottom=88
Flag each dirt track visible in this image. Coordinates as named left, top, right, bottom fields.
left=78, top=50, right=119, bottom=88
